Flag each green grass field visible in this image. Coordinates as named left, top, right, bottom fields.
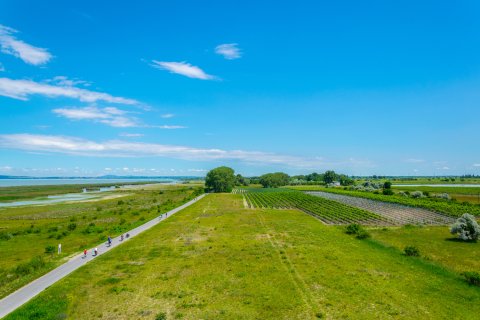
left=6, top=194, right=480, bottom=319
left=0, top=184, right=203, bottom=299
left=370, top=225, right=480, bottom=274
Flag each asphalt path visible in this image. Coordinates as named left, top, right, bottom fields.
left=0, top=194, right=207, bottom=319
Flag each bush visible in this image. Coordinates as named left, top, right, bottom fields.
left=382, top=189, right=394, bottom=195
left=355, top=229, right=371, bottom=239
left=14, top=256, right=46, bottom=276
left=67, top=223, right=77, bottom=231
left=450, top=213, right=480, bottom=241
left=0, top=232, right=13, bottom=241
left=463, top=271, right=480, bottom=286
left=411, top=191, right=424, bottom=198
left=383, top=181, right=392, bottom=189
left=155, top=312, right=167, bottom=320
left=404, top=245, right=420, bottom=257
left=345, top=224, right=361, bottom=235
left=45, top=245, right=55, bottom=254
left=345, top=224, right=370, bottom=239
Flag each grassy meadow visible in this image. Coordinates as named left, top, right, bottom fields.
left=6, top=194, right=480, bottom=319
left=0, top=184, right=203, bottom=299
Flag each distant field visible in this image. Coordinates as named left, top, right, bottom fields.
left=0, top=184, right=203, bottom=298
left=6, top=194, right=480, bottom=319
left=287, top=186, right=480, bottom=217
left=0, top=181, right=164, bottom=202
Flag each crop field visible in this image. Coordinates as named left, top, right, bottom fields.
left=307, top=191, right=454, bottom=225
left=289, top=186, right=480, bottom=217
left=0, top=184, right=203, bottom=299
left=6, top=193, right=480, bottom=320
left=238, top=189, right=392, bottom=225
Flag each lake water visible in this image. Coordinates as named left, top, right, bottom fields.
left=0, top=178, right=176, bottom=187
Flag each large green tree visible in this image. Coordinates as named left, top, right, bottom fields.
left=259, top=172, right=290, bottom=188
left=323, top=170, right=338, bottom=184
left=205, top=166, right=236, bottom=193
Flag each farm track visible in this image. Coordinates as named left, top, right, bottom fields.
left=307, top=191, right=454, bottom=225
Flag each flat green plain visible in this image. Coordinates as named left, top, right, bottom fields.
left=6, top=194, right=480, bottom=319
left=0, top=184, right=202, bottom=299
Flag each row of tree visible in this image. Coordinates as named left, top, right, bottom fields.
left=205, top=166, right=353, bottom=192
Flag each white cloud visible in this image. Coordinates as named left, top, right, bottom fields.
left=48, top=76, right=91, bottom=87
left=161, top=113, right=174, bottom=118
left=119, top=133, right=144, bottom=137
left=0, top=25, right=52, bottom=65
left=0, top=133, right=364, bottom=169
left=151, top=61, right=215, bottom=80
left=53, top=106, right=138, bottom=128
left=0, top=165, right=12, bottom=172
left=155, top=125, right=187, bottom=129
left=0, top=77, right=139, bottom=104
left=215, top=43, right=241, bottom=60
left=405, top=158, right=425, bottom=163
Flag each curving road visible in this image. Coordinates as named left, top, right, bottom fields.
left=0, top=194, right=207, bottom=319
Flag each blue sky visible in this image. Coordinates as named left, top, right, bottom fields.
left=0, top=0, right=479, bottom=177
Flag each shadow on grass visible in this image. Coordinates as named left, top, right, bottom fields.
left=444, top=237, right=477, bottom=243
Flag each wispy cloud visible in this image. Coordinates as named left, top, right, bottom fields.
left=53, top=106, right=138, bottom=128
left=161, top=113, right=174, bottom=118
left=155, top=125, right=187, bottom=129
left=0, top=62, right=4, bottom=72
left=0, top=77, right=139, bottom=104
left=405, top=158, right=425, bottom=163
left=119, top=133, right=144, bottom=137
left=215, top=43, right=241, bottom=60
left=0, top=133, right=369, bottom=169
left=473, top=164, right=480, bottom=167
left=151, top=61, right=215, bottom=80
left=0, top=25, right=52, bottom=65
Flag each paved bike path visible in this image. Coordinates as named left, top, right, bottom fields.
left=0, top=194, right=207, bottom=319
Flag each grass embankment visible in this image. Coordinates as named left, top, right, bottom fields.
left=6, top=194, right=480, bottom=319
left=0, top=184, right=203, bottom=298
left=287, top=186, right=480, bottom=217
left=0, top=181, right=164, bottom=202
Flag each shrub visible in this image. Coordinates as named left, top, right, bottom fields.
left=0, top=232, right=13, bottom=241
left=355, top=229, right=371, bottom=239
left=404, top=245, right=420, bottom=257
left=117, top=200, right=125, bottom=205
left=463, top=271, right=480, bottom=286
left=411, top=191, right=424, bottom=198
left=155, top=312, right=167, bottom=320
left=383, top=181, right=392, bottom=189
left=67, top=223, right=77, bottom=231
left=45, top=245, right=55, bottom=254
left=450, top=213, right=480, bottom=241
left=345, top=223, right=361, bottom=235
left=14, top=256, right=46, bottom=276
left=345, top=223, right=370, bottom=239
left=437, top=193, right=451, bottom=200
left=382, top=189, right=394, bottom=195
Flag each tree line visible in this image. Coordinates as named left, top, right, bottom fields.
left=205, top=166, right=353, bottom=193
